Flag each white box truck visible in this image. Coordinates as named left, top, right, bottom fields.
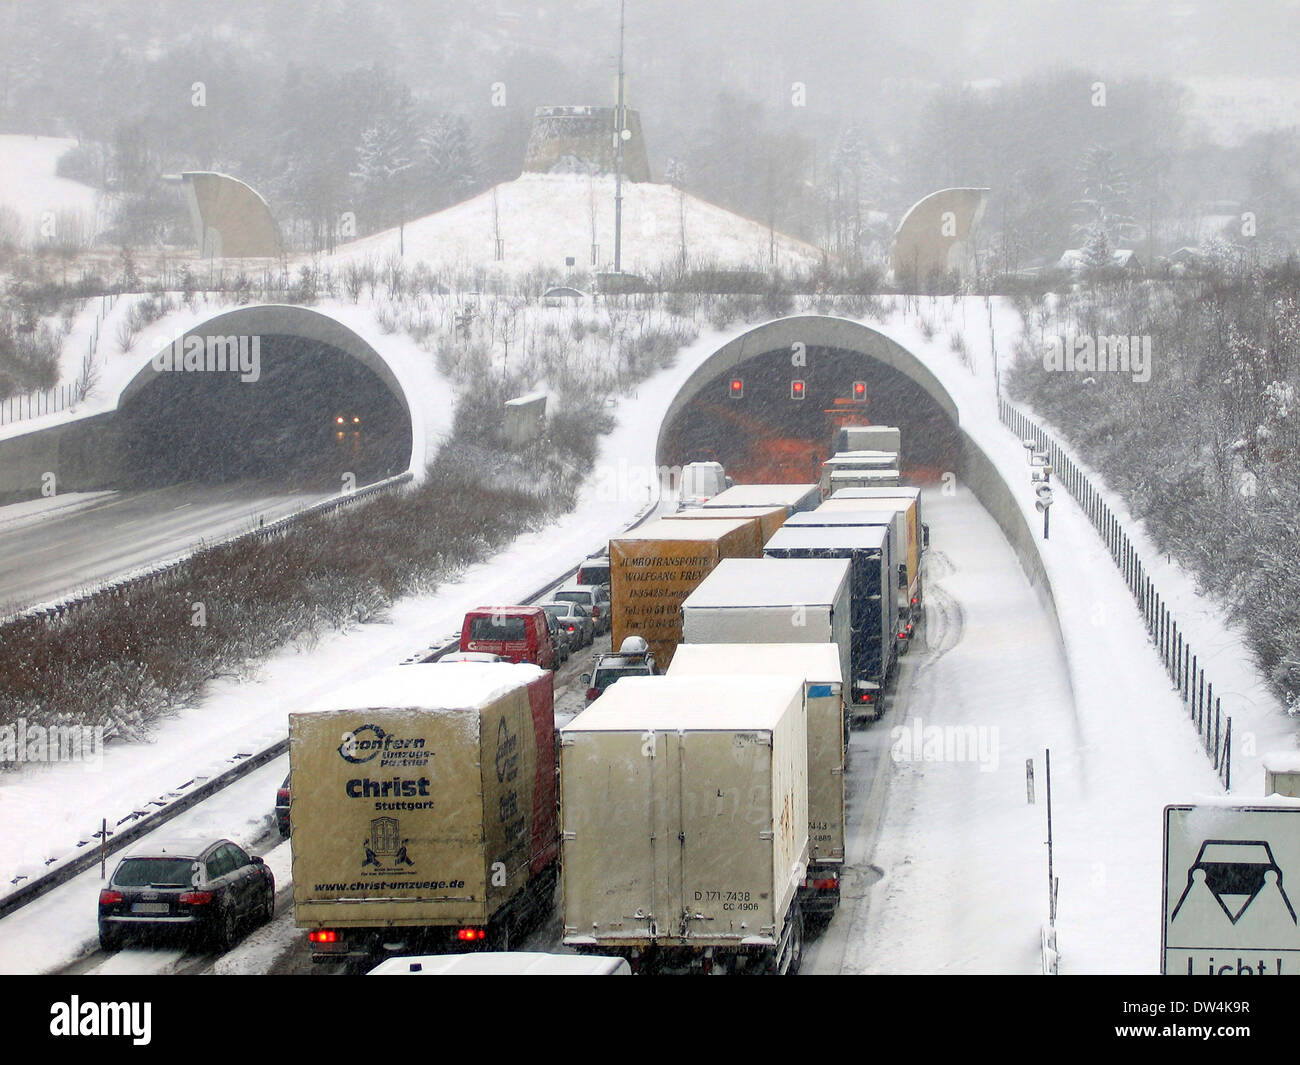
left=819, top=450, right=899, bottom=496
left=560, top=674, right=809, bottom=974
left=669, top=642, right=846, bottom=919
left=764, top=524, right=898, bottom=721
left=837, top=425, right=901, bottom=456
left=702, top=483, right=821, bottom=515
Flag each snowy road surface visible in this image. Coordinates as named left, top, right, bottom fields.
left=0, top=482, right=333, bottom=613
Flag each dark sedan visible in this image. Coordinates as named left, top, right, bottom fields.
left=98, top=836, right=275, bottom=952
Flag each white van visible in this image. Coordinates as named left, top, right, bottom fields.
left=676, top=461, right=732, bottom=510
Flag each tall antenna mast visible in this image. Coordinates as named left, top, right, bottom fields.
left=613, top=0, right=626, bottom=273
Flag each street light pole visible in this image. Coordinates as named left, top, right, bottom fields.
left=613, top=0, right=626, bottom=274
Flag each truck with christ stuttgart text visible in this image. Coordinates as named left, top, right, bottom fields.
left=289, top=662, right=558, bottom=964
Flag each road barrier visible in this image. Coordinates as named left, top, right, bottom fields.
left=1000, top=399, right=1231, bottom=789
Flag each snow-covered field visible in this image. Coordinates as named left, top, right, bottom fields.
left=0, top=135, right=106, bottom=246
left=1, top=295, right=1295, bottom=975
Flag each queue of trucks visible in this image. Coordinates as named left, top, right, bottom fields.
left=285, top=425, right=924, bottom=974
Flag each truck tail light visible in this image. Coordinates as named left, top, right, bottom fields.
left=309, top=929, right=338, bottom=944
left=179, top=891, right=213, bottom=905
left=857, top=691, right=873, bottom=704
left=277, top=788, right=289, bottom=803
left=457, top=928, right=486, bottom=942
left=586, top=688, right=600, bottom=701
left=898, top=632, right=907, bottom=640
left=811, top=878, right=839, bottom=891
left=99, top=890, right=123, bottom=906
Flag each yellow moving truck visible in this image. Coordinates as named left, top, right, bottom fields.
left=290, top=662, right=558, bottom=964
left=560, top=674, right=809, bottom=974
left=608, top=516, right=762, bottom=668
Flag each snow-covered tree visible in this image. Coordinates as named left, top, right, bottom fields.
left=418, top=114, right=481, bottom=210
left=1072, top=144, right=1139, bottom=251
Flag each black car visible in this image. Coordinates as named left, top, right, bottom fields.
left=276, top=773, right=291, bottom=838
left=98, top=836, right=275, bottom=952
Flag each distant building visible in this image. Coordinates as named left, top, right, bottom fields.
left=523, top=106, right=651, bottom=182
left=1056, top=248, right=1144, bottom=276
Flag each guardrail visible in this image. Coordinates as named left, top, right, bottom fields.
left=1000, top=399, right=1231, bottom=789
left=0, top=493, right=661, bottom=918
left=0, top=472, right=414, bottom=630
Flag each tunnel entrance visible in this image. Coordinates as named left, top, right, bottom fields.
left=661, top=345, right=959, bottom=484
left=116, top=333, right=412, bottom=490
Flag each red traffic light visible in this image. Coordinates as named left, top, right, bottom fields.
left=790, top=380, right=805, bottom=400
left=729, top=378, right=744, bottom=399
left=852, top=381, right=867, bottom=401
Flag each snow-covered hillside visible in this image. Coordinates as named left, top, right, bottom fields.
left=313, top=172, right=824, bottom=277
left=0, top=135, right=106, bottom=246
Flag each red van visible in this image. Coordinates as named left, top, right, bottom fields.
left=460, top=606, right=557, bottom=670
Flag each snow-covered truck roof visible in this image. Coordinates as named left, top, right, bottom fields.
left=703, top=484, right=820, bottom=509
left=561, top=674, right=805, bottom=733
left=681, top=557, right=850, bottom=609
left=765, top=524, right=890, bottom=552
left=298, top=662, right=547, bottom=715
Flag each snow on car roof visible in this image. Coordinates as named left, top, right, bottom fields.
left=561, top=674, right=804, bottom=732
left=765, top=524, right=889, bottom=551
left=668, top=642, right=842, bottom=682
left=299, top=662, right=546, bottom=714
left=124, top=837, right=220, bottom=859
left=681, top=557, right=850, bottom=608
left=703, top=484, right=819, bottom=508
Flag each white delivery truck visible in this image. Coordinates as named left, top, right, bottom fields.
left=669, top=642, right=846, bottom=920
left=819, top=450, right=900, bottom=495
left=764, top=524, right=898, bottom=721
left=679, top=557, right=853, bottom=715
left=836, top=425, right=902, bottom=456
left=786, top=504, right=917, bottom=646
left=676, top=461, right=732, bottom=509
left=826, top=468, right=901, bottom=493
left=701, top=483, right=822, bottom=515
left=560, top=674, right=809, bottom=974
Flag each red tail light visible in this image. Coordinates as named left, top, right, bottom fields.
left=566, top=625, right=576, bottom=632
left=898, top=632, right=907, bottom=640
left=911, top=596, right=919, bottom=605
left=811, top=878, right=839, bottom=891
left=99, top=890, right=123, bottom=905
left=179, top=891, right=213, bottom=905
left=586, top=688, right=600, bottom=701
left=457, top=928, right=486, bottom=942
left=857, top=691, right=873, bottom=704
left=309, top=929, right=338, bottom=944
left=276, top=788, right=289, bottom=802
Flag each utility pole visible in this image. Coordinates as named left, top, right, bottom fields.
left=613, top=0, right=626, bottom=274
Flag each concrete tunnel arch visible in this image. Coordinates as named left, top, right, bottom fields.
left=655, top=314, right=961, bottom=474
left=115, top=304, right=422, bottom=483
left=652, top=313, right=1075, bottom=672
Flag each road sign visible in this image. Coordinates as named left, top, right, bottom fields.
left=1163, top=805, right=1300, bottom=975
